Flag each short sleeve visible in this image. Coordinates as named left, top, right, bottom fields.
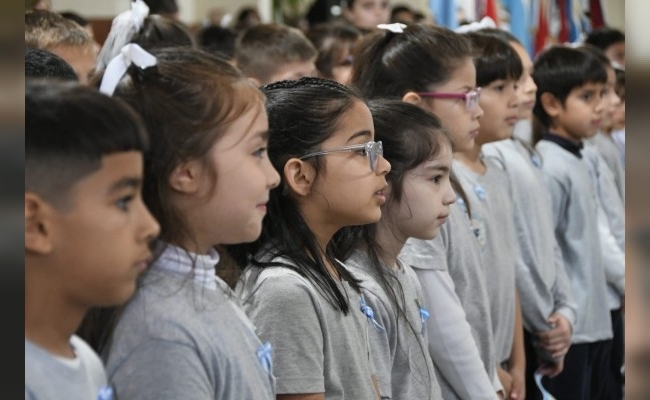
left=110, top=340, right=214, bottom=400
left=245, top=275, right=326, bottom=394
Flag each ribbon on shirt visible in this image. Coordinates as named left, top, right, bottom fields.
left=256, top=341, right=273, bottom=374
left=534, top=369, right=557, bottom=400
left=96, top=386, right=114, bottom=400
left=360, top=295, right=384, bottom=332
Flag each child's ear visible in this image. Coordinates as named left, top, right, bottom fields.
left=283, top=158, right=316, bottom=197
left=25, top=193, right=53, bottom=255
left=402, top=91, right=422, bottom=105
left=539, top=92, right=562, bottom=118
left=169, top=160, right=203, bottom=194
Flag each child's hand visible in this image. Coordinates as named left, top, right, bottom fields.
left=497, top=366, right=513, bottom=399
left=536, top=313, right=572, bottom=359
left=508, top=367, right=525, bottom=399
left=537, top=357, right=564, bottom=378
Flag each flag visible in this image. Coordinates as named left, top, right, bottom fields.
left=484, top=0, right=499, bottom=25
left=502, top=0, right=531, bottom=56
left=430, top=0, right=458, bottom=29
left=534, top=0, right=549, bottom=55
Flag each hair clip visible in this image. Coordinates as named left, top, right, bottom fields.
left=99, top=43, right=157, bottom=96
left=454, top=16, right=497, bottom=34
left=377, top=23, right=407, bottom=33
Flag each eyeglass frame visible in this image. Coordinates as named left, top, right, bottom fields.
left=415, top=87, right=482, bottom=111
left=299, top=140, right=384, bottom=173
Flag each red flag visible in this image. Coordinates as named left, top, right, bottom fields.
left=534, top=0, right=549, bottom=55
left=484, top=0, right=499, bottom=26
left=590, top=0, right=605, bottom=28
left=557, top=0, right=569, bottom=43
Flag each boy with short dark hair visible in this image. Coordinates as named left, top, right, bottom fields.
left=532, top=45, right=612, bottom=400
left=25, top=48, right=78, bottom=81
left=234, top=23, right=317, bottom=85
left=25, top=81, right=160, bottom=399
left=585, top=27, right=625, bottom=68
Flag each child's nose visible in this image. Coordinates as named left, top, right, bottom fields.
left=376, top=156, right=391, bottom=175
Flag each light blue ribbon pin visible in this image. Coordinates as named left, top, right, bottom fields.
left=534, top=370, right=557, bottom=400
left=474, top=184, right=487, bottom=201
left=97, top=386, right=114, bottom=400
left=418, top=305, right=430, bottom=335
left=360, top=296, right=384, bottom=331
left=256, top=341, right=273, bottom=374
left=531, top=154, right=542, bottom=169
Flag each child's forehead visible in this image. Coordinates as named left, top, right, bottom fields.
left=69, top=152, right=143, bottom=198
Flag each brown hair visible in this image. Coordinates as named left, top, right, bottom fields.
left=307, top=22, right=361, bottom=80
left=235, top=23, right=317, bottom=84
left=104, top=46, right=264, bottom=249
left=25, top=10, right=93, bottom=51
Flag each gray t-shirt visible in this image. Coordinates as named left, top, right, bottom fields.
left=26, top=335, right=112, bottom=400
left=346, top=249, right=442, bottom=400
left=453, top=158, right=517, bottom=364
left=535, top=140, right=613, bottom=343
left=401, top=203, right=499, bottom=400
left=482, top=139, right=577, bottom=341
left=235, top=256, right=377, bottom=399
left=104, top=245, right=275, bottom=400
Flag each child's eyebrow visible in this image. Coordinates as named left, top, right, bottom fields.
left=249, top=129, right=270, bottom=141
left=108, top=177, right=142, bottom=193
left=423, top=165, right=450, bottom=173
left=346, top=130, right=372, bottom=143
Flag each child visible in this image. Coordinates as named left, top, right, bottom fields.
left=345, top=99, right=454, bottom=400
left=453, top=32, right=526, bottom=399
left=532, top=45, right=613, bottom=399
left=342, top=0, right=390, bottom=33
left=231, top=76, right=391, bottom=399
left=478, top=28, right=577, bottom=397
left=25, top=47, right=78, bottom=81
left=579, top=45, right=626, bottom=400
left=582, top=45, right=625, bottom=202
left=94, top=46, right=280, bottom=399
left=96, top=0, right=195, bottom=71
left=25, top=10, right=96, bottom=84
left=306, top=22, right=361, bottom=85
left=352, top=24, right=503, bottom=400
left=25, top=80, right=160, bottom=399
left=610, top=68, right=625, bottom=161
left=234, top=23, right=317, bottom=85
left=584, top=27, right=625, bottom=68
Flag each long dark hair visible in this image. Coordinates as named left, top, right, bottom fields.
left=229, top=77, right=366, bottom=314
left=355, top=99, right=450, bottom=397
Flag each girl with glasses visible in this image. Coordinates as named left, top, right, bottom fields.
left=351, top=24, right=503, bottom=400
left=344, top=99, right=456, bottom=400
left=229, top=77, right=391, bottom=400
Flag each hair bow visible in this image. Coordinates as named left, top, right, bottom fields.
left=454, top=16, right=497, bottom=34
left=99, top=43, right=157, bottom=96
left=377, top=23, right=407, bottom=33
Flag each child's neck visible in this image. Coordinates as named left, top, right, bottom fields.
left=454, top=143, right=485, bottom=174
left=374, top=222, right=406, bottom=270
left=548, top=125, right=583, bottom=145
left=25, top=274, right=86, bottom=358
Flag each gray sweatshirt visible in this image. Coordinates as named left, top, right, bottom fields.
left=535, top=140, right=613, bottom=343
left=482, top=139, right=577, bottom=341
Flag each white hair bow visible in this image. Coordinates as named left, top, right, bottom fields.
left=96, top=0, right=150, bottom=71
left=99, top=43, right=157, bottom=96
left=454, top=17, right=497, bottom=34
left=377, top=23, right=407, bottom=33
